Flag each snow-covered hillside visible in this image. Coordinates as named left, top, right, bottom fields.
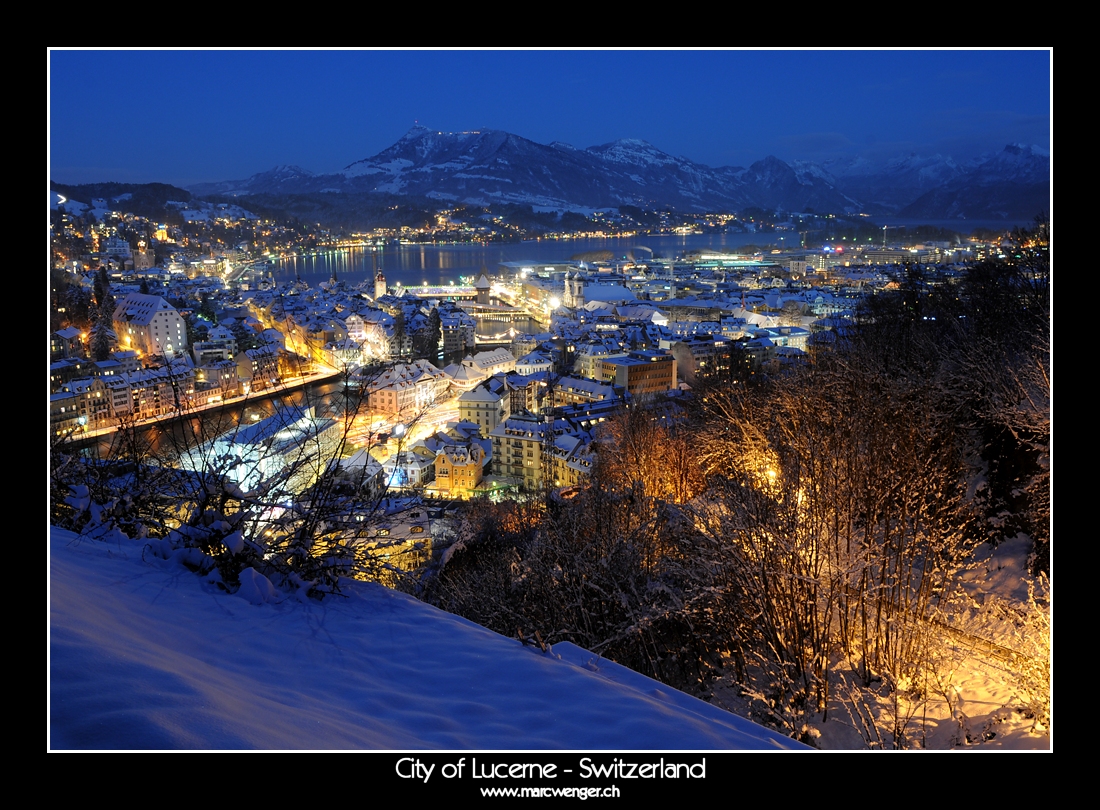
left=48, top=527, right=803, bottom=751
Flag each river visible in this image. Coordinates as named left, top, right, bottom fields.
left=83, top=378, right=350, bottom=463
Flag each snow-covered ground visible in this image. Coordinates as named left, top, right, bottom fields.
left=707, top=535, right=1051, bottom=750
left=48, top=527, right=803, bottom=751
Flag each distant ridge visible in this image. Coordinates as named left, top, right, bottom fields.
left=174, top=128, right=1048, bottom=220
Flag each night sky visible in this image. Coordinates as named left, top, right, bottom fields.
left=49, top=49, right=1051, bottom=188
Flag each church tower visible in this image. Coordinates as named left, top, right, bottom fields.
left=375, top=268, right=387, bottom=300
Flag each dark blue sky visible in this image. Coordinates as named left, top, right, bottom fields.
left=49, top=49, right=1051, bottom=188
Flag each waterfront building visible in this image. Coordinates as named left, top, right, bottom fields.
left=236, top=345, right=282, bottom=393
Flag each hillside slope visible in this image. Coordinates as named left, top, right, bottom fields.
left=48, top=527, right=802, bottom=751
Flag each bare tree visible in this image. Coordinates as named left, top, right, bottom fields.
left=52, top=362, right=441, bottom=598
left=694, top=341, right=980, bottom=739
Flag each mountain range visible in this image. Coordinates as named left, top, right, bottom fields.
left=185, top=126, right=1048, bottom=221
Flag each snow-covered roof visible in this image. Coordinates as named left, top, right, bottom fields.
left=113, top=292, right=179, bottom=326
left=457, top=383, right=501, bottom=403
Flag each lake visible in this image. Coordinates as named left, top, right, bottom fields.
left=271, top=233, right=787, bottom=289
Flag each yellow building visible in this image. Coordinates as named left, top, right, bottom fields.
left=433, top=444, right=485, bottom=497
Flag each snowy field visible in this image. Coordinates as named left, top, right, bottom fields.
left=48, top=527, right=803, bottom=751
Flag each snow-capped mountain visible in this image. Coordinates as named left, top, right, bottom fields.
left=729, top=156, right=862, bottom=213
left=189, top=126, right=863, bottom=213
left=186, top=128, right=1048, bottom=219
left=820, top=153, right=968, bottom=214
left=189, top=164, right=318, bottom=196
left=899, top=144, right=1050, bottom=220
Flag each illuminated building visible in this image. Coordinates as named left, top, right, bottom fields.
left=112, top=293, right=188, bottom=359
